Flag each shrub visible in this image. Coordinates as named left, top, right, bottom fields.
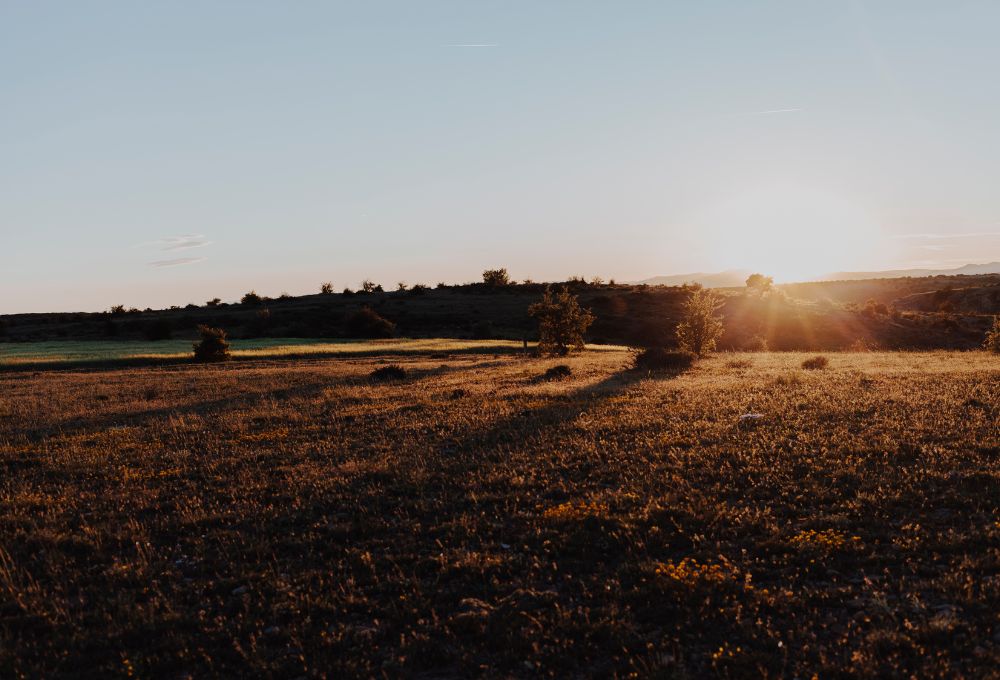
left=528, top=285, right=595, bottom=355
left=745, top=273, right=774, bottom=296
left=396, top=282, right=408, bottom=292
left=633, top=348, right=696, bottom=372
left=541, top=364, right=572, bottom=380
left=742, top=334, right=768, bottom=352
left=862, top=299, right=889, bottom=317
left=370, top=365, right=406, bottom=381
left=482, top=268, right=511, bottom=287
left=342, top=287, right=354, bottom=296
left=109, top=305, right=126, bottom=315
left=408, top=283, right=429, bottom=295
left=206, top=298, right=222, bottom=307
left=360, top=280, right=383, bottom=293
left=676, top=289, right=725, bottom=356
left=143, top=319, right=172, bottom=341
left=984, top=316, right=1000, bottom=353
left=346, top=306, right=396, bottom=338
left=193, top=326, right=231, bottom=363
left=241, top=290, right=263, bottom=306
left=802, top=356, right=829, bottom=370
left=320, top=282, right=334, bottom=295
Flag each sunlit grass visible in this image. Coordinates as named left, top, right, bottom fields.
left=0, top=337, right=629, bottom=367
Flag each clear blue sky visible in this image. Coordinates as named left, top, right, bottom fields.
left=4, top=1, right=1000, bottom=312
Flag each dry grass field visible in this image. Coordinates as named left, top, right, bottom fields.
left=2, top=348, right=999, bottom=677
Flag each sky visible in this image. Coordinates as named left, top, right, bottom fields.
left=3, top=1, right=1000, bottom=313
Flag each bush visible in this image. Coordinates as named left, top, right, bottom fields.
left=984, top=316, right=1000, bottom=353
left=193, top=326, right=231, bottom=363
left=802, top=356, right=829, bottom=370
left=370, top=365, right=406, bottom=381
left=346, top=306, right=396, bottom=338
left=541, top=364, right=572, bottom=380
left=241, top=290, right=263, bottom=306
left=528, top=286, right=595, bottom=356
left=483, top=268, right=511, bottom=287
left=633, top=348, right=696, bottom=372
left=745, top=273, right=774, bottom=296
left=408, top=283, right=429, bottom=295
left=320, top=282, right=334, bottom=295
left=676, top=289, right=725, bottom=356
left=862, top=299, right=889, bottom=317
left=742, top=334, right=769, bottom=352
left=143, top=319, right=172, bottom=341
left=360, top=280, right=383, bottom=293
left=206, top=298, right=222, bottom=307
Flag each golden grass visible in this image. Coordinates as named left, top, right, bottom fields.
left=0, top=337, right=628, bottom=367
left=0, top=349, right=998, bottom=677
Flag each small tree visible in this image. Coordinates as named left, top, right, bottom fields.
left=193, top=325, right=231, bottom=363
left=483, top=268, right=511, bottom=287
left=206, top=297, right=222, bottom=307
left=745, top=273, right=774, bottom=297
left=360, top=280, right=382, bottom=293
left=985, top=316, right=1000, bottom=353
left=676, top=288, right=725, bottom=356
left=320, top=282, right=334, bottom=295
left=396, top=282, right=408, bottom=292
left=528, top=285, right=595, bottom=355
left=241, top=290, right=263, bottom=306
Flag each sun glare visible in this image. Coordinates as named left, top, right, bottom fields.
left=693, top=182, right=887, bottom=282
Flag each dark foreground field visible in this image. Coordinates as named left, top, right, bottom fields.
left=2, top=349, right=999, bottom=678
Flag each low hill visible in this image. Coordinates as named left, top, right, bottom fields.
left=2, top=276, right=998, bottom=351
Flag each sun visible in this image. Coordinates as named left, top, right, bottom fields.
left=690, top=181, right=887, bottom=282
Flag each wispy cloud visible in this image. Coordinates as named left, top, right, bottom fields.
left=444, top=43, right=498, bottom=48
left=157, top=234, right=212, bottom=250
left=148, top=257, right=205, bottom=268
left=134, top=234, right=213, bottom=250
left=892, top=231, right=1000, bottom=240
left=739, top=107, right=803, bottom=116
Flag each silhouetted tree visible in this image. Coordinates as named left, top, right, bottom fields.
left=320, top=282, right=334, bottom=294
left=360, top=280, right=383, bottom=293
left=206, top=298, right=222, bottom=307
left=676, top=288, right=725, bottom=356
left=193, top=326, right=231, bottom=362
left=482, top=268, right=511, bottom=287
left=528, top=285, right=594, bottom=355
left=241, top=290, right=263, bottom=306
left=745, top=273, right=774, bottom=296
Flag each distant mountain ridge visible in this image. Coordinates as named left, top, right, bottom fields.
left=636, top=262, right=1000, bottom=288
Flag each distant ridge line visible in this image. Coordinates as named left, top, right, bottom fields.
left=635, top=262, right=1000, bottom=288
